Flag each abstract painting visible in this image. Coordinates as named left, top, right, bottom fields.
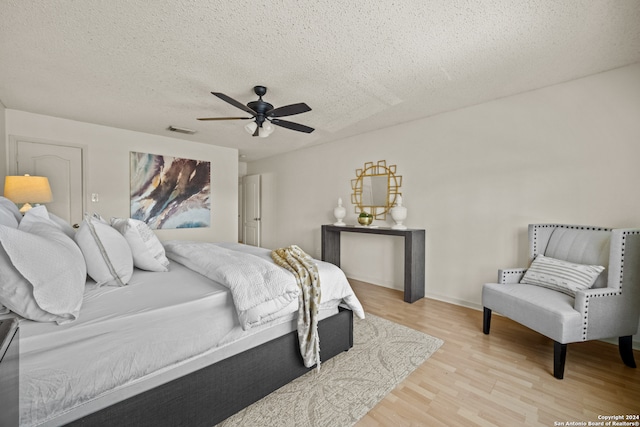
left=130, top=152, right=211, bottom=229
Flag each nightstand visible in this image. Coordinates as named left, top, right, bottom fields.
left=0, top=317, right=19, bottom=426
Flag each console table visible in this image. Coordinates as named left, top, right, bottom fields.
left=321, top=225, right=425, bottom=303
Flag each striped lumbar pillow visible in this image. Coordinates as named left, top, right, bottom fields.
left=520, top=254, right=605, bottom=296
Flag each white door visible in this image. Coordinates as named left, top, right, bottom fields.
left=243, top=174, right=261, bottom=247
left=238, top=178, right=243, bottom=243
left=13, top=139, right=84, bottom=227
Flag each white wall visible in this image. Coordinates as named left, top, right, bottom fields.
left=0, top=101, right=6, bottom=180
left=3, top=110, right=238, bottom=243
left=248, top=63, right=640, bottom=311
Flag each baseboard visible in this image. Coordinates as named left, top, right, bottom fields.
left=351, top=279, right=640, bottom=351
left=423, top=292, right=483, bottom=312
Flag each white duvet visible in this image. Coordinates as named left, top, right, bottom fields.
left=18, top=243, right=364, bottom=426
left=163, top=241, right=364, bottom=329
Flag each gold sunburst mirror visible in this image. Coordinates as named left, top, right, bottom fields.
left=351, top=160, right=402, bottom=220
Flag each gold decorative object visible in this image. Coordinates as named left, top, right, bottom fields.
left=351, top=160, right=402, bottom=220
left=357, top=212, right=373, bottom=226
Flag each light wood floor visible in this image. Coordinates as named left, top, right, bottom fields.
left=349, top=280, right=640, bottom=427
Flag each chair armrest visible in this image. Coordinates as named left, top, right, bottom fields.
left=574, top=287, right=620, bottom=316
left=574, top=287, right=639, bottom=340
left=574, top=287, right=624, bottom=317
left=497, top=268, right=527, bottom=284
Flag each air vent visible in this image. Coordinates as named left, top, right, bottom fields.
left=168, top=126, right=196, bottom=135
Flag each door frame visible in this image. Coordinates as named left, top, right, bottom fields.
left=243, top=174, right=261, bottom=247
left=8, top=135, right=88, bottom=216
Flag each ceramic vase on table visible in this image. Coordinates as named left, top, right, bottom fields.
left=390, top=195, right=407, bottom=230
left=333, top=198, right=346, bottom=226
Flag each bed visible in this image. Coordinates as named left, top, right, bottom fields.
left=0, top=199, right=364, bottom=427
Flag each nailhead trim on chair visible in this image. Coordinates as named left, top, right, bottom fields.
left=499, top=270, right=523, bottom=283
left=580, top=229, right=639, bottom=340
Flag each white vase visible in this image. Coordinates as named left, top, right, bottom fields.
left=333, top=197, right=346, bottom=226
left=390, top=195, right=407, bottom=230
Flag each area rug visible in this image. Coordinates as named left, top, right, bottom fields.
left=217, top=314, right=444, bottom=427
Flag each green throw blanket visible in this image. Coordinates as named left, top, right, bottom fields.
left=271, top=245, right=321, bottom=371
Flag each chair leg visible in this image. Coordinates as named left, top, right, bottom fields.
left=619, top=336, right=637, bottom=368
left=553, top=341, right=567, bottom=379
left=483, top=308, right=491, bottom=334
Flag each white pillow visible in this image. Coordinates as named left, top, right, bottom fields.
left=520, top=254, right=605, bottom=296
left=0, top=197, right=22, bottom=228
left=0, top=206, right=86, bottom=323
left=110, top=217, right=169, bottom=272
left=48, top=212, right=76, bottom=239
left=0, top=208, right=19, bottom=228
left=75, top=214, right=134, bottom=286
left=0, top=243, right=64, bottom=322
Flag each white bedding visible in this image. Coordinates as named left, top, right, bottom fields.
left=163, top=241, right=299, bottom=330
left=20, top=261, right=234, bottom=426
left=164, top=241, right=365, bottom=329
left=19, top=250, right=362, bottom=427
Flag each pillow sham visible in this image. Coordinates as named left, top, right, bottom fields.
left=0, top=243, right=68, bottom=322
left=0, top=208, right=18, bottom=228
left=0, top=196, right=22, bottom=228
left=520, top=254, right=605, bottom=297
left=48, top=212, right=76, bottom=238
left=75, top=213, right=133, bottom=286
left=110, top=217, right=169, bottom=272
left=0, top=206, right=86, bottom=323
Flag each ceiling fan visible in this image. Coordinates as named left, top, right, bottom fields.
left=198, top=85, right=314, bottom=137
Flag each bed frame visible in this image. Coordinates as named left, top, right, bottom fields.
left=0, top=308, right=353, bottom=427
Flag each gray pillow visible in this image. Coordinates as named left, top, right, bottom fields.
left=520, top=254, right=605, bottom=297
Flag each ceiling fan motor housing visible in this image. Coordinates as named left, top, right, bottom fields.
left=247, top=99, right=273, bottom=127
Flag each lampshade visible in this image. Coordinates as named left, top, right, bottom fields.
left=244, top=121, right=258, bottom=134
left=244, top=120, right=275, bottom=138
left=258, top=121, right=274, bottom=138
left=4, top=175, right=53, bottom=213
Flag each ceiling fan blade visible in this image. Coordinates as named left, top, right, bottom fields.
left=197, top=117, right=252, bottom=121
left=253, top=125, right=259, bottom=137
left=267, top=103, right=312, bottom=118
left=271, top=118, right=315, bottom=133
left=211, top=92, right=257, bottom=116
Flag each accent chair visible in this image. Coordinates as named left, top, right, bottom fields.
left=482, top=224, right=640, bottom=379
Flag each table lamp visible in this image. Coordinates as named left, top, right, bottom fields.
left=3, top=174, right=53, bottom=213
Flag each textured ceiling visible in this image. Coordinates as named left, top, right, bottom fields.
left=1, top=1, right=639, bottom=162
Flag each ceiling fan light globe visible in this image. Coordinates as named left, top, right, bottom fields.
left=258, top=126, right=273, bottom=138
left=262, top=121, right=274, bottom=133
left=245, top=121, right=257, bottom=134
